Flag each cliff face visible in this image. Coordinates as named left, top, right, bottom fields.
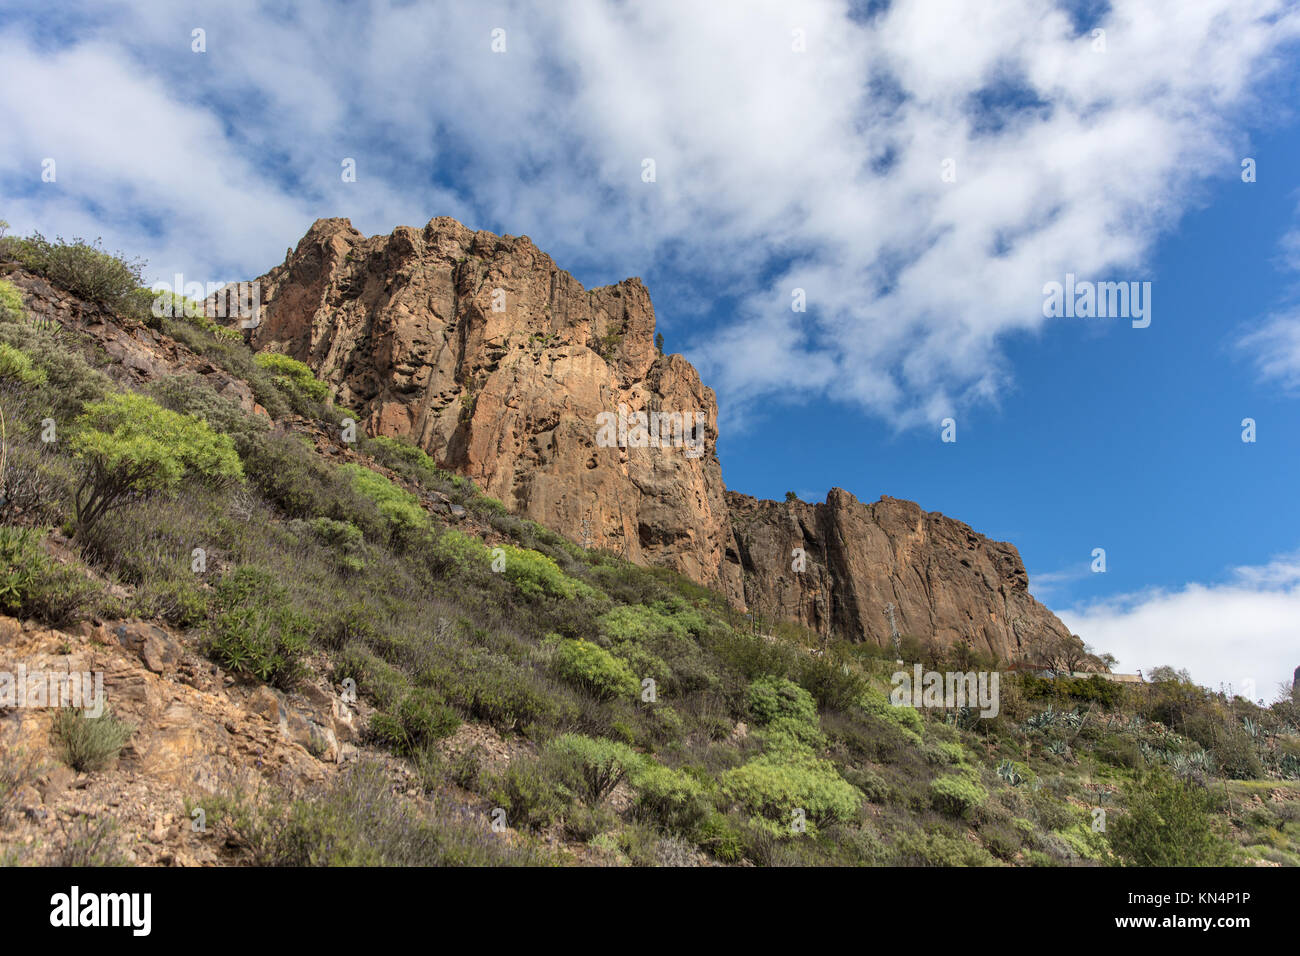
left=248, top=218, right=743, bottom=600
left=248, top=217, right=1073, bottom=660
left=725, top=489, right=1074, bottom=660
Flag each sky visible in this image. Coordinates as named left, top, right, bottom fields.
left=1, top=0, right=1298, bottom=694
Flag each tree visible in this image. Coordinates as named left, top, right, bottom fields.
left=784, top=491, right=799, bottom=502
left=69, top=392, right=244, bottom=536
left=654, top=332, right=664, bottom=354
left=1148, top=665, right=1192, bottom=684
left=1111, top=770, right=1233, bottom=866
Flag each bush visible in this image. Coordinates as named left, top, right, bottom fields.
left=551, top=637, right=640, bottom=701
left=370, top=687, right=460, bottom=756
left=52, top=708, right=135, bottom=772
left=254, top=352, right=330, bottom=403
left=341, top=463, right=429, bottom=544
left=748, top=676, right=819, bottom=729
left=487, top=756, right=570, bottom=832
left=3, top=233, right=146, bottom=316
left=205, top=565, right=312, bottom=688
left=69, top=392, right=244, bottom=536
left=0, top=526, right=104, bottom=626
left=720, top=749, right=862, bottom=832
left=1110, top=771, right=1234, bottom=866
left=631, top=761, right=712, bottom=834
left=894, top=826, right=997, bottom=866
left=497, top=544, right=593, bottom=600
left=148, top=372, right=270, bottom=453
left=543, top=733, right=644, bottom=807
left=0, top=279, right=23, bottom=321
left=860, top=684, right=924, bottom=737
left=929, top=774, right=988, bottom=818
left=0, top=342, right=43, bottom=386
left=214, top=761, right=549, bottom=865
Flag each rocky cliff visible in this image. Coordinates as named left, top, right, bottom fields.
left=725, top=489, right=1075, bottom=659
left=246, top=218, right=742, bottom=601
left=246, top=217, right=1073, bottom=660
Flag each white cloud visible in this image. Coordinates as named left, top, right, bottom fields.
left=1, top=0, right=1298, bottom=425
left=1237, top=306, right=1300, bottom=392
left=1058, top=553, right=1300, bottom=696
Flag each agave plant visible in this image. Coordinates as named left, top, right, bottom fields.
left=1276, top=753, right=1300, bottom=780
left=1027, top=705, right=1059, bottom=729
left=996, top=760, right=1024, bottom=786
left=1046, top=739, right=1068, bottom=757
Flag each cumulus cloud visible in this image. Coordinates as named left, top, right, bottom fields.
left=1, top=0, right=1298, bottom=425
left=1058, top=553, right=1300, bottom=695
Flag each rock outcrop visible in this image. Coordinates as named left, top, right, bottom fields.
left=725, top=489, right=1075, bottom=660
left=244, top=217, right=1074, bottom=660
left=246, top=218, right=742, bottom=600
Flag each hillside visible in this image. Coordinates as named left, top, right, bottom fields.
left=245, top=217, right=1072, bottom=661
left=0, top=230, right=1297, bottom=867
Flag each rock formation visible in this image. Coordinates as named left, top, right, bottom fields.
left=246, top=218, right=742, bottom=600
left=244, top=217, right=1075, bottom=660
left=725, top=489, right=1075, bottom=659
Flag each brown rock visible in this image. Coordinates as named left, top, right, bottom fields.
left=726, top=489, right=1074, bottom=661
left=245, top=217, right=743, bottom=601
left=113, top=621, right=181, bottom=675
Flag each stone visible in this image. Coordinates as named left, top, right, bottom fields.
left=113, top=622, right=181, bottom=675
left=726, top=489, right=1075, bottom=661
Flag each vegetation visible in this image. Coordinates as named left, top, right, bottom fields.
left=52, top=708, right=136, bottom=773
left=0, top=226, right=1294, bottom=867
left=69, top=392, right=243, bottom=536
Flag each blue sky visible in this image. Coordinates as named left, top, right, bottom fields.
left=2, top=0, right=1298, bottom=692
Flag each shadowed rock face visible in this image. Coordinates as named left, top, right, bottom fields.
left=247, top=217, right=1073, bottom=660
left=248, top=217, right=743, bottom=601
left=725, top=489, right=1074, bottom=660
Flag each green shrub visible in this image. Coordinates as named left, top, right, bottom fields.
left=929, top=774, right=988, bottom=818
left=431, top=528, right=491, bottom=571
left=254, top=352, right=330, bottom=403
left=860, top=684, right=924, bottom=737
left=0, top=279, right=23, bottom=321
left=487, top=756, right=571, bottom=831
left=551, top=638, right=640, bottom=701
left=720, top=749, right=862, bottom=832
left=341, top=463, right=429, bottom=543
left=543, top=733, right=644, bottom=807
left=894, top=826, right=997, bottom=866
left=52, top=708, right=135, bottom=772
left=748, top=676, right=818, bottom=729
left=631, top=761, right=712, bottom=833
left=1111, top=770, right=1234, bottom=866
left=205, top=565, right=312, bottom=688
left=497, top=544, right=593, bottom=599
left=148, top=372, right=270, bottom=453
left=0, top=525, right=105, bottom=626
left=0, top=342, right=45, bottom=385
left=69, top=391, right=243, bottom=536
left=3, top=233, right=146, bottom=316
left=213, top=761, right=549, bottom=865
left=370, top=687, right=460, bottom=755
left=293, top=517, right=365, bottom=573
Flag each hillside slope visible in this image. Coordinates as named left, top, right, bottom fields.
left=0, top=234, right=1297, bottom=869
left=244, top=217, right=1069, bottom=661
